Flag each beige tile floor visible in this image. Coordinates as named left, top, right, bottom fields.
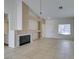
left=4, top=38, right=74, bottom=59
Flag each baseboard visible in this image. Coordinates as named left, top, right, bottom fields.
left=42, top=37, right=60, bottom=39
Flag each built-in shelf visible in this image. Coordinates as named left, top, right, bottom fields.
left=15, top=30, right=41, bottom=35
left=28, top=30, right=41, bottom=33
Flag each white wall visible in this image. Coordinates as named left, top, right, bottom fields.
left=28, top=20, right=38, bottom=30
left=42, top=18, right=74, bottom=40
left=28, top=19, right=38, bottom=40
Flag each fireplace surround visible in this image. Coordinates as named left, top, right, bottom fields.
left=19, top=35, right=30, bottom=46
left=16, top=33, right=32, bottom=47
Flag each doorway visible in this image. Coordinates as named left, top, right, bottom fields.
left=4, top=14, right=9, bottom=46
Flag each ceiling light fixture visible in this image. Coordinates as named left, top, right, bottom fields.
left=40, top=0, right=42, bottom=15
left=40, top=0, right=44, bottom=20
left=58, top=0, right=63, bottom=10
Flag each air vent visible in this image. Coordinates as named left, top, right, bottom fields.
left=59, top=6, right=63, bottom=9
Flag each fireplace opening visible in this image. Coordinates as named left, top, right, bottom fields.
left=19, top=35, right=30, bottom=46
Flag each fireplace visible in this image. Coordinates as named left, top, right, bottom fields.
left=19, top=35, right=30, bottom=46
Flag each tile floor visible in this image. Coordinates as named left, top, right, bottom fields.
left=4, top=38, right=74, bottom=59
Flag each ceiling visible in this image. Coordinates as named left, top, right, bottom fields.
left=23, top=0, right=74, bottom=19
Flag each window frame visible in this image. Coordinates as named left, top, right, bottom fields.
left=58, top=24, right=71, bottom=35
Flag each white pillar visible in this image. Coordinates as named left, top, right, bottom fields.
left=16, top=0, right=22, bottom=30
left=8, top=30, right=15, bottom=48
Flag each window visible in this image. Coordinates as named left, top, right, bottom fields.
left=58, top=24, right=71, bottom=35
